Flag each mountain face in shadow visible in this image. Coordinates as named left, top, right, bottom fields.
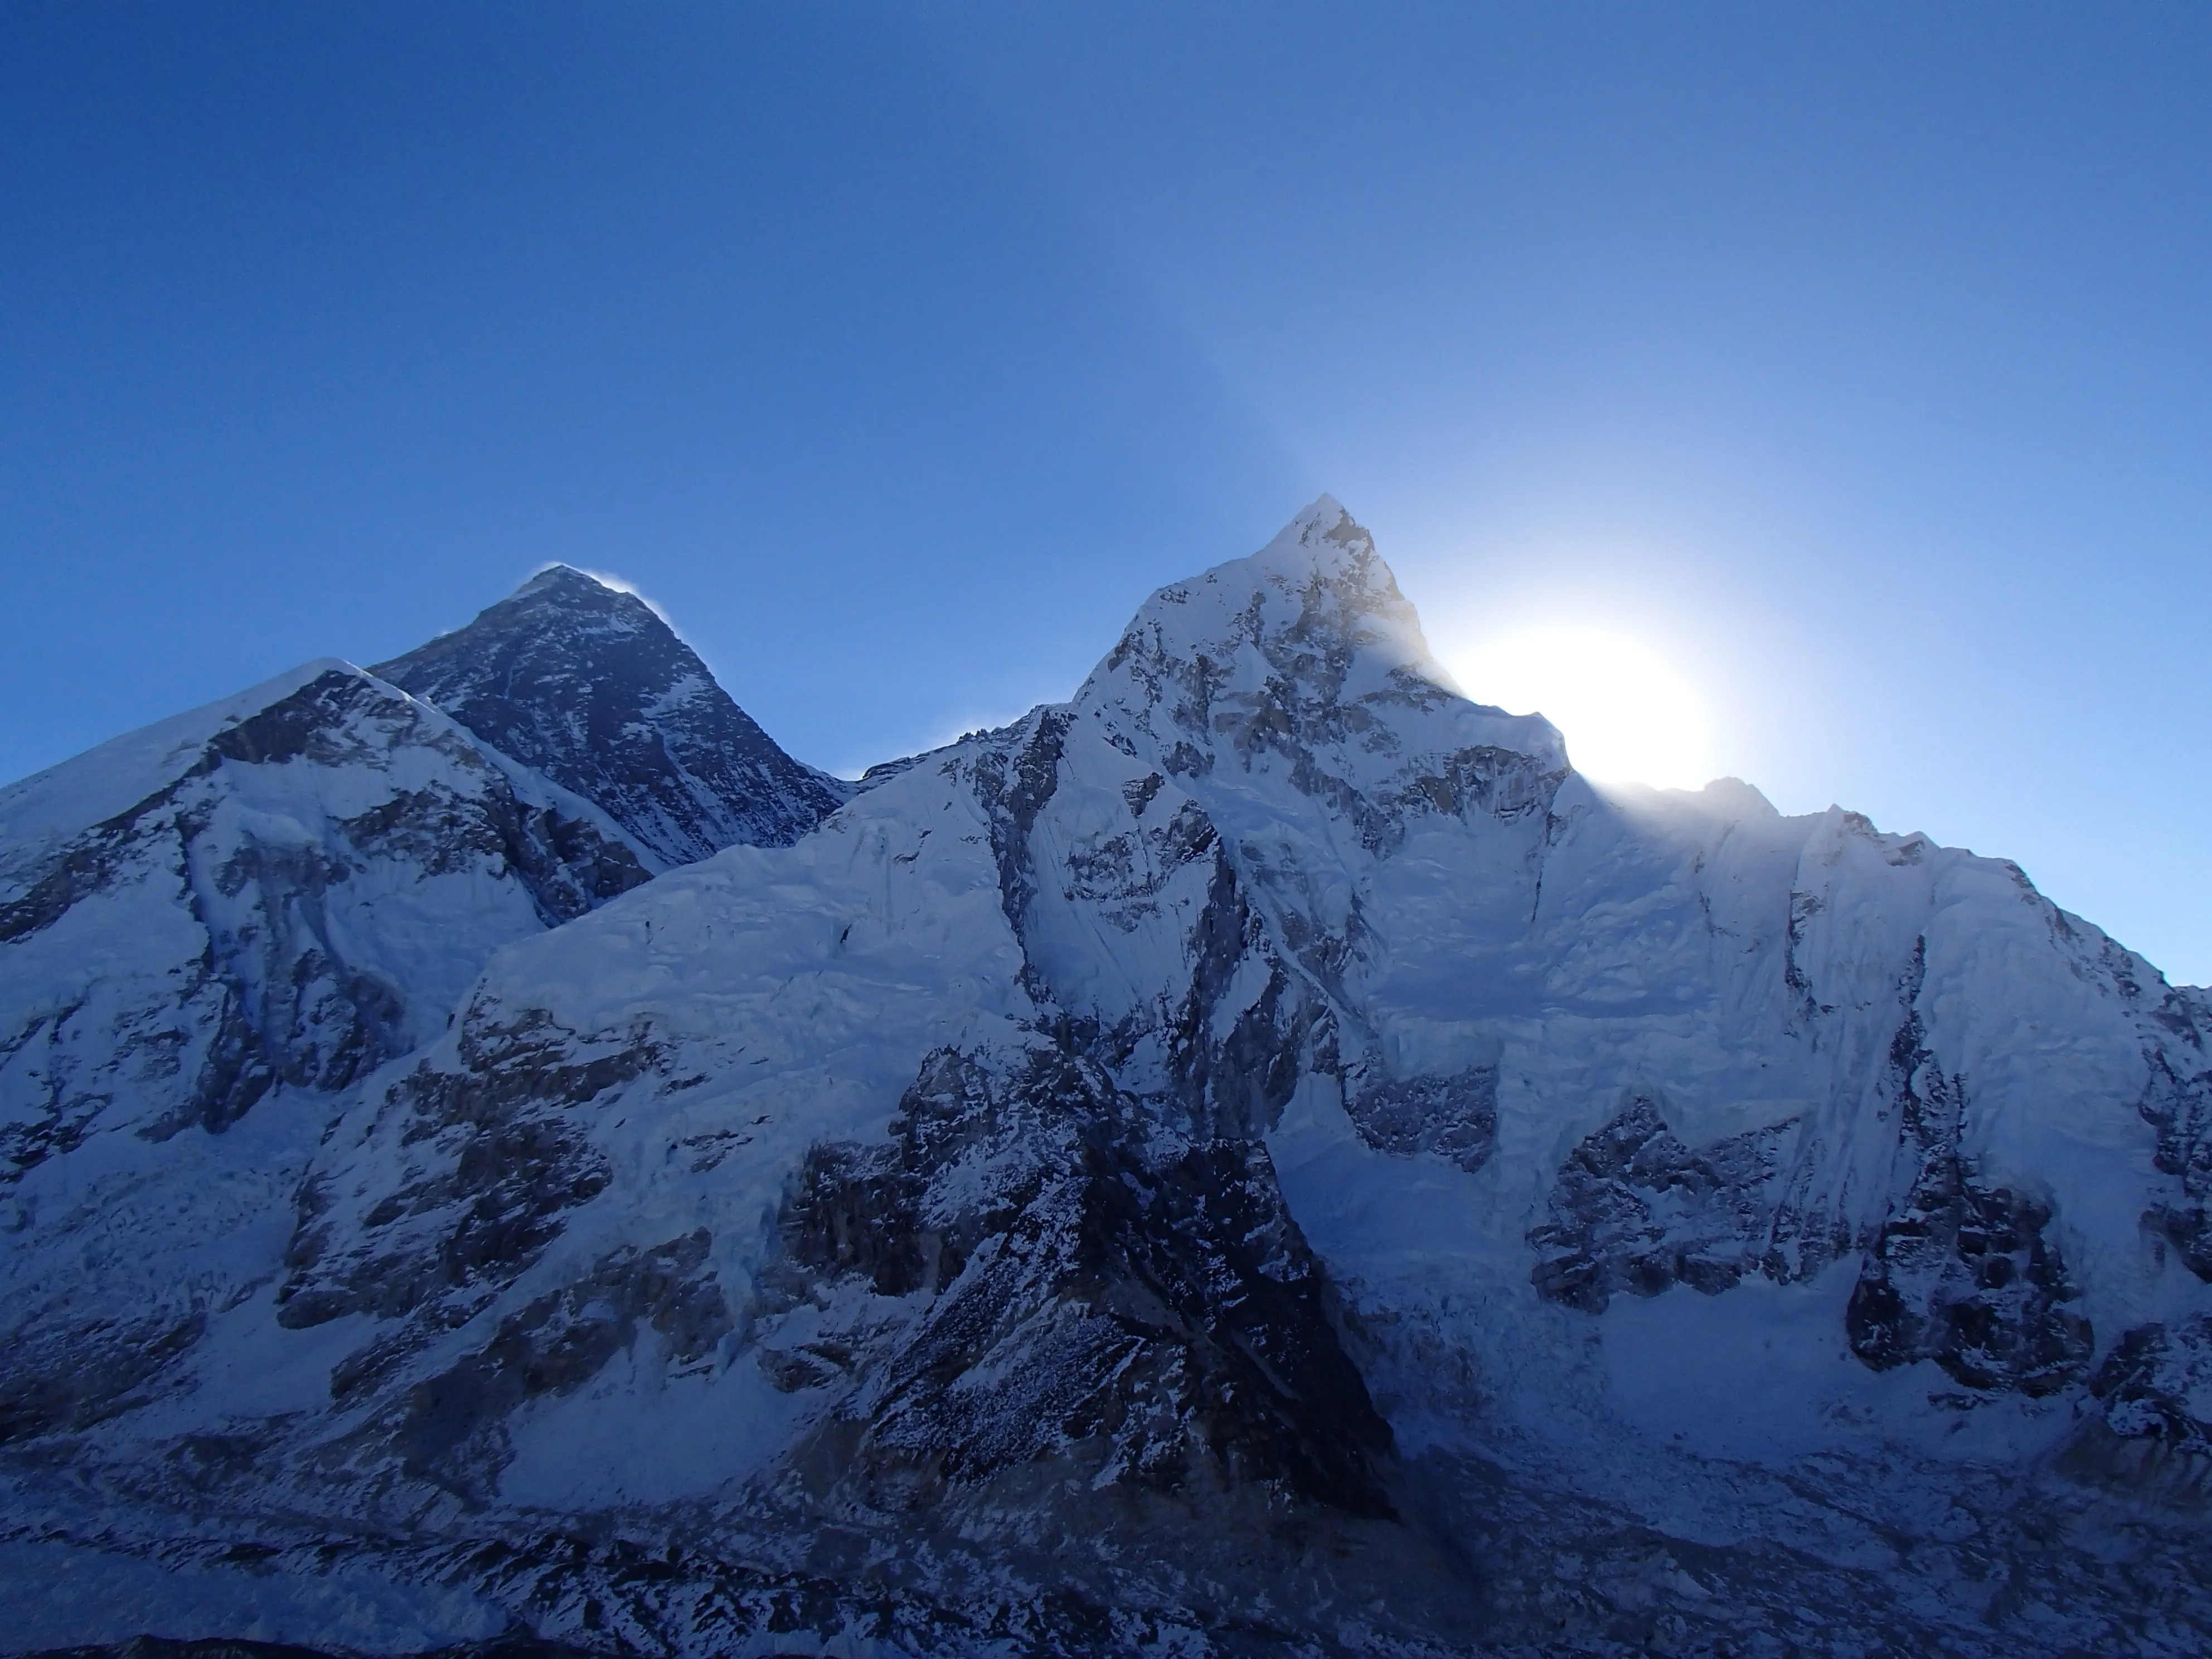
left=376, top=565, right=846, bottom=866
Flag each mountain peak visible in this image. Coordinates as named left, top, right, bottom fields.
left=1247, top=492, right=1374, bottom=575
left=510, top=562, right=644, bottom=607
left=1084, top=496, right=1433, bottom=701
left=373, top=570, right=845, bottom=864
left=1284, top=489, right=1355, bottom=536
left=465, top=564, right=663, bottom=644
left=1075, top=497, right=1566, bottom=790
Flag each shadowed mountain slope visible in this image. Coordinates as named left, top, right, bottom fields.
left=375, top=566, right=847, bottom=866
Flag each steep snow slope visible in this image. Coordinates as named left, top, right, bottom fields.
left=375, top=565, right=847, bottom=865
left=8, top=502, right=2212, bottom=1657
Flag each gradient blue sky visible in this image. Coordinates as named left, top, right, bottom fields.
left=4, top=4, right=2208, bottom=982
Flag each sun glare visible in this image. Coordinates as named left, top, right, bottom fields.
left=1440, top=627, right=1718, bottom=790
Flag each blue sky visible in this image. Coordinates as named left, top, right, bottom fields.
left=4, top=4, right=2209, bottom=982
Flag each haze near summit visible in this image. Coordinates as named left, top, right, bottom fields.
left=2, top=4, right=2207, bottom=982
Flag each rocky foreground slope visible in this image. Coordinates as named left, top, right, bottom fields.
left=4, top=505, right=2211, bottom=1657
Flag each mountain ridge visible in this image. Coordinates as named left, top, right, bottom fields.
left=3, top=502, right=2210, bottom=1657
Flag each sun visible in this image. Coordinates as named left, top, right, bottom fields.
left=1438, top=627, right=1718, bottom=790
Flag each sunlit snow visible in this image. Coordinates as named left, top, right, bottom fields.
left=1442, top=624, right=1718, bottom=788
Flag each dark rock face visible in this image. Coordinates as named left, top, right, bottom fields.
left=1846, top=1183, right=2093, bottom=1396
left=1074, top=1134, right=1394, bottom=1516
left=278, top=1010, right=664, bottom=1334
left=1844, top=1010, right=2093, bottom=1396
left=768, top=1041, right=1396, bottom=1520
left=376, top=566, right=846, bottom=866
left=2087, top=1317, right=2212, bottom=1462
left=1530, top=1095, right=1793, bottom=1312
left=1164, top=855, right=1306, bottom=1141
left=1530, top=979, right=2096, bottom=1403
left=1343, top=1066, right=1498, bottom=1172
left=2140, top=988, right=2212, bottom=1282
left=0, top=1310, right=207, bottom=1446
left=970, top=707, right=1075, bottom=961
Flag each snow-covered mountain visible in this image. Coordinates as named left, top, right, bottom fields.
left=0, top=660, right=654, bottom=1177
left=5, top=503, right=2210, bottom=1658
left=373, top=565, right=847, bottom=865
left=0, top=653, right=665, bottom=1455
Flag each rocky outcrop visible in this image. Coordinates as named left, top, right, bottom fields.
left=278, top=1009, right=667, bottom=1341
left=2140, top=986, right=2212, bottom=1281
left=1342, top=1065, right=1498, bottom=1172
left=766, top=1041, right=1395, bottom=1520
left=2070, top=1316, right=2212, bottom=1499
left=1845, top=1007, right=2093, bottom=1396
left=1530, top=1095, right=1793, bottom=1311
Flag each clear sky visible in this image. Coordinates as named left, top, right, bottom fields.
left=4, top=4, right=2208, bottom=983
